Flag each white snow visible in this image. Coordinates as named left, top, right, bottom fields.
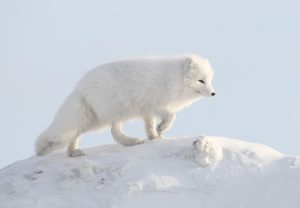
left=1, top=136, right=300, bottom=208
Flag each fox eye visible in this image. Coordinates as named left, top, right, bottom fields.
left=199, top=80, right=205, bottom=84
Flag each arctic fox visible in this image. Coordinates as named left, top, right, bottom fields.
left=36, top=55, right=216, bottom=157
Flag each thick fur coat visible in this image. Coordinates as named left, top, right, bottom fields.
left=36, top=55, right=216, bottom=157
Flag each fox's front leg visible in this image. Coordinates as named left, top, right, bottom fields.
left=68, top=137, right=85, bottom=157
left=156, top=110, right=176, bottom=136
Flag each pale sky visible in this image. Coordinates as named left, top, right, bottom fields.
left=0, top=0, right=299, bottom=168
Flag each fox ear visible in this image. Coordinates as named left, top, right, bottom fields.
left=185, top=57, right=195, bottom=71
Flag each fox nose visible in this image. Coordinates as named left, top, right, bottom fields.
left=211, top=92, right=216, bottom=96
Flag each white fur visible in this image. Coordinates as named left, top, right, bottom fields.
left=35, top=55, right=216, bottom=156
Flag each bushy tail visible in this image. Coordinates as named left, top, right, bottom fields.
left=35, top=92, right=97, bottom=156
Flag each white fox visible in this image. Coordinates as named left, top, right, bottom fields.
left=36, top=55, right=216, bottom=157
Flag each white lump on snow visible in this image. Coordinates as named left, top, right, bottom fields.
left=1, top=136, right=300, bottom=208
left=187, top=136, right=223, bottom=167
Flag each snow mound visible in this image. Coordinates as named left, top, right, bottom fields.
left=1, top=136, right=300, bottom=208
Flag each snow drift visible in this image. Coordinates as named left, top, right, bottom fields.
left=1, top=136, right=300, bottom=208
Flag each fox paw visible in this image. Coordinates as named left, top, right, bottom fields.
left=68, top=149, right=85, bottom=157
left=149, top=134, right=163, bottom=140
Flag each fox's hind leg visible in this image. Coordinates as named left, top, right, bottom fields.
left=156, top=110, right=176, bottom=136
left=144, top=116, right=160, bottom=140
left=111, top=121, right=144, bottom=146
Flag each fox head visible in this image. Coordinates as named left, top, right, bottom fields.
left=183, top=56, right=216, bottom=97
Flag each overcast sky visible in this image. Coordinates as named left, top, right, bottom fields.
left=1, top=0, right=299, bottom=168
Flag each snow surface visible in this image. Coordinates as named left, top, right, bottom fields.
left=1, top=136, right=300, bottom=208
